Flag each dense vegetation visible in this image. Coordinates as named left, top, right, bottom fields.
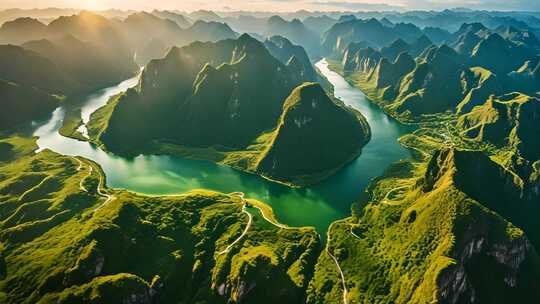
left=256, top=83, right=370, bottom=185
left=0, top=134, right=320, bottom=304
left=333, top=19, right=539, bottom=122
left=88, top=35, right=370, bottom=186
left=2, top=7, right=540, bottom=303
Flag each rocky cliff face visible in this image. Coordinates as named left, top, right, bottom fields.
left=264, top=35, right=317, bottom=82
left=457, top=93, right=540, bottom=161
left=307, top=148, right=540, bottom=303
left=426, top=148, right=540, bottom=303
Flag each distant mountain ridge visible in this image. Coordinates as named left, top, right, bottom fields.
left=336, top=19, right=540, bottom=120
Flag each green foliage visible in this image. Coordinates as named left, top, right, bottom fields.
left=256, top=82, right=370, bottom=186
left=58, top=108, right=85, bottom=141
left=457, top=93, right=540, bottom=161
left=308, top=147, right=540, bottom=304
left=0, top=79, right=60, bottom=130
left=0, top=135, right=320, bottom=304
left=90, top=37, right=370, bottom=186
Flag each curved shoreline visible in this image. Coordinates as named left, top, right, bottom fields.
left=33, top=58, right=412, bottom=235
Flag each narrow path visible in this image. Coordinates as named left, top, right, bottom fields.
left=350, top=224, right=361, bottom=240
left=217, top=192, right=253, bottom=255
left=381, top=185, right=410, bottom=205
left=71, top=156, right=115, bottom=211
left=93, top=167, right=115, bottom=211
left=18, top=176, right=52, bottom=202
left=73, top=157, right=91, bottom=192
left=326, top=225, right=348, bottom=304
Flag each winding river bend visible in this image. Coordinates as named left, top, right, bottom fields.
left=32, top=59, right=411, bottom=233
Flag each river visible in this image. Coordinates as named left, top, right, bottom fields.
left=32, top=59, right=412, bottom=233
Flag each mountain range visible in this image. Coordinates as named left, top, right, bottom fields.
left=336, top=19, right=540, bottom=120
left=89, top=34, right=369, bottom=186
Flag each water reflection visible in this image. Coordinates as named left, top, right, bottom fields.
left=33, top=59, right=412, bottom=233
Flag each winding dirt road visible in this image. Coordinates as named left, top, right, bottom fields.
left=71, top=156, right=115, bottom=211
left=93, top=167, right=115, bottom=211
left=217, top=192, right=253, bottom=255
left=326, top=225, right=348, bottom=304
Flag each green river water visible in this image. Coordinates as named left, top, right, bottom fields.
left=32, top=59, right=412, bottom=233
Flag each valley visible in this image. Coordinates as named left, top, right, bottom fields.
left=1, top=6, right=540, bottom=304
left=28, top=58, right=411, bottom=234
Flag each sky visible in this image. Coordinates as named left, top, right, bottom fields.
left=0, top=0, right=539, bottom=12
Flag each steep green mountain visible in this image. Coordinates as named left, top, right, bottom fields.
left=151, top=10, right=191, bottom=28
left=322, top=18, right=425, bottom=56
left=470, top=33, right=536, bottom=75
left=264, top=16, right=320, bottom=58
left=333, top=20, right=540, bottom=121
left=452, top=22, right=490, bottom=42
left=0, top=44, right=76, bottom=94
left=100, top=34, right=298, bottom=151
left=508, top=56, right=540, bottom=94
left=184, top=20, right=237, bottom=43
left=453, top=30, right=482, bottom=55
left=456, top=67, right=504, bottom=113
left=40, top=12, right=136, bottom=79
left=0, top=80, right=59, bottom=129
left=374, top=52, right=416, bottom=98
left=256, top=83, right=370, bottom=186
left=342, top=45, right=381, bottom=73
left=1, top=11, right=236, bottom=70
left=458, top=93, right=540, bottom=161
left=89, top=35, right=370, bottom=185
left=303, top=15, right=337, bottom=35
left=263, top=35, right=317, bottom=82
left=0, top=17, right=46, bottom=44
left=118, top=13, right=237, bottom=65
left=307, top=148, right=540, bottom=303
left=494, top=25, right=540, bottom=48
left=322, top=19, right=400, bottom=54
left=379, top=36, right=432, bottom=62
left=0, top=135, right=320, bottom=304
left=22, top=35, right=137, bottom=91
left=119, top=11, right=184, bottom=65
left=422, top=26, right=452, bottom=44
left=0, top=12, right=137, bottom=83
left=393, top=45, right=467, bottom=115
left=380, top=38, right=409, bottom=62
left=409, top=34, right=434, bottom=56
left=46, top=11, right=126, bottom=47
left=393, top=22, right=424, bottom=42
left=188, top=10, right=222, bottom=22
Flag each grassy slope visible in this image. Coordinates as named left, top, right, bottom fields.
left=0, top=134, right=320, bottom=304
left=307, top=146, right=540, bottom=304
left=58, top=108, right=85, bottom=141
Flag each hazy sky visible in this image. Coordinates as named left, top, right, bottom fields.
left=1, top=0, right=539, bottom=12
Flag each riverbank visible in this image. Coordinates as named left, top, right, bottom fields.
left=32, top=58, right=412, bottom=235
left=324, top=59, right=456, bottom=127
